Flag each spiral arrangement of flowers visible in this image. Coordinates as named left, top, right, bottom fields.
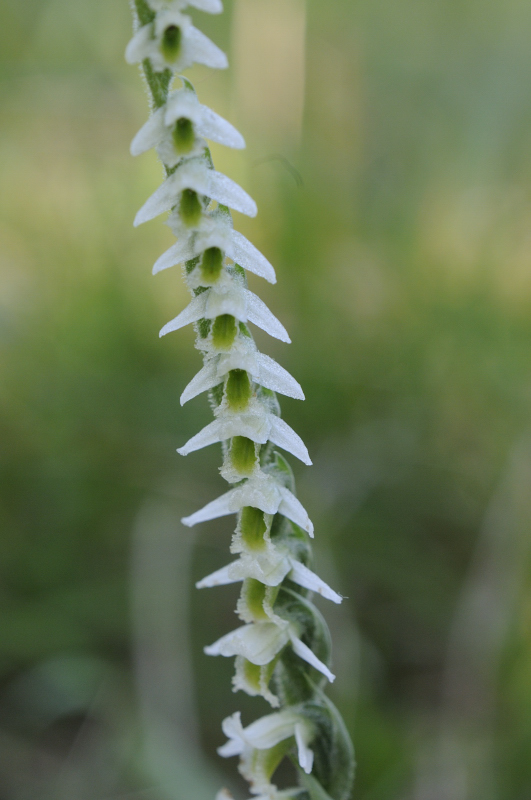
left=127, top=2, right=354, bottom=798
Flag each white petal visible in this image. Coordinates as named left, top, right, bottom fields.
left=254, top=354, right=305, bottom=400
left=164, top=88, right=201, bottom=124
left=200, top=564, right=243, bottom=589
left=180, top=362, right=219, bottom=405
left=196, top=105, right=245, bottom=149
left=181, top=487, right=239, bottom=526
left=229, top=230, right=276, bottom=283
left=177, top=419, right=223, bottom=455
left=207, top=171, right=257, bottom=217
left=221, top=710, right=244, bottom=741
left=186, top=25, right=228, bottom=70
left=294, top=723, right=314, bottom=775
left=182, top=0, right=223, bottom=12
left=196, top=561, right=241, bottom=588
left=204, top=622, right=289, bottom=665
left=152, top=239, right=197, bottom=274
left=278, top=487, right=314, bottom=537
left=159, top=293, right=206, bottom=337
left=231, top=473, right=282, bottom=515
left=289, top=634, right=335, bottom=683
left=217, top=739, right=243, bottom=758
left=125, top=25, right=152, bottom=65
left=134, top=173, right=184, bottom=227
left=148, top=0, right=223, bottom=12
left=268, top=417, right=312, bottom=465
left=205, top=285, right=247, bottom=320
left=288, top=560, right=342, bottom=604
left=131, top=107, right=166, bottom=156
left=244, top=290, right=290, bottom=342
left=243, top=709, right=300, bottom=750
left=218, top=711, right=245, bottom=757
left=231, top=553, right=291, bottom=586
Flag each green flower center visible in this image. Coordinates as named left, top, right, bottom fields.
left=173, top=117, right=195, bottom=154
left=161, top=25, right=182, bottom=63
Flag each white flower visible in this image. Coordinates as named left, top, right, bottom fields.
left=126, top=10, right=227, bottom=74
left=218, top=710, right=315, bottom=776
left=159, top=279, right=290, bottom=342
left=181, top=470, right=314, bottom=536
left=177, top=398, right=311, bottom=466
left=131, top=85, right=244, bottom=166
left=180, top=338, right=304, bottom=405
left=134, top=159, right=256, bottom=226
left=196, top=555, right=343, bottom=603
left=196, top=511, right=291, bottom=587
left=154, top=211, right=276, bottom=283
left=204, top=619, right=335, bottom=683
left=148, top=0, right=223, bottom=13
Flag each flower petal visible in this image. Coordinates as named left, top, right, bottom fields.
left=244, top=290, right=290, bottom=342
left=207, top=171, right=257, bottom=217
left=289, top=634, right=335, bottom=683
left=185, top=25, right=228, bottom=70
left=159, top=293, right=206, bottom=336
left=125, top=24, right=152, bottom=65
left=177, top=419, right=224, bottom=455
left=288, top=560, right=342, bottom=604
left=196, top=105, right=245, bottom=149
left=243, top=709, right=301, bottom=750
left=148, top=0, right=223, bottom=12
left=131, top=107, right=166, bottom=156
left=277, top=487, right=314, bottom=536
left=268, top=417, right=311, bottom=465
left=294, top=723, right=314, bottom=775
left=229, top=230, right=276, bottom=283
left=196, top=561, right=241, bottom=588
left=253, top=353, right=304, bottom=400
left=218, top=711, right=245, bottom=756
left=205, top=622, right=289, bottom=665
left=181, top=487, right=239, bottom=526
left=180, top=362, right=220, bottom=405
left=230, top=553, right=292, bottom=586
left=152, top=239, right=198, bottom=274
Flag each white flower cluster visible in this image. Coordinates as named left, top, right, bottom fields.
left=127, top=2, right=347, bottom=797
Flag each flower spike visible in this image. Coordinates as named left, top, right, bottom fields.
left=127, top=1, right=354, bottom=798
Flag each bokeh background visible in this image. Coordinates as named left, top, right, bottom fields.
left=2, top=0, right=531, bottom=797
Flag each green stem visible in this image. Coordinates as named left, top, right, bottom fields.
left=131, top=0, right=172, bottom=110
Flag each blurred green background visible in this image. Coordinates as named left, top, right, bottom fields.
left=2, top=0, right=531, bottom=797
